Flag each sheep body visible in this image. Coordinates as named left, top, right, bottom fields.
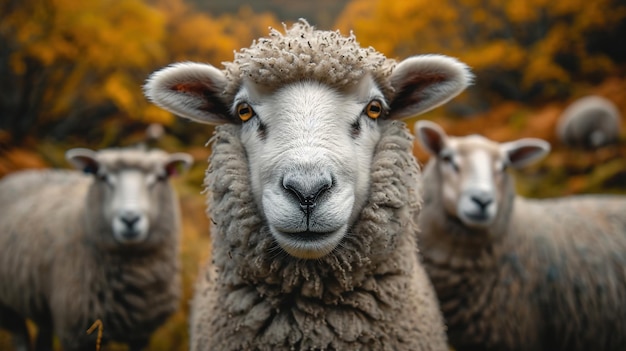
left=556, top=95, right=622, bottom=148
left=0, top=147, right=191, bottom=351
left=190, top=122, right=445, bottom=350
left=145, top=20, right=473, bottom=350
left=415, top=121, right=626, bottom=351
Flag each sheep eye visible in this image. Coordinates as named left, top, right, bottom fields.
left=365, top=100, right=383, bottom=119
left=237, top=103, right=255, bottom=122
left=440, top=154, right=459, bottom=172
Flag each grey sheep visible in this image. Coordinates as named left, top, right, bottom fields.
left=414, top=120, right=626, bottom=351
left=0, top=147, right=192, bottom=351
left=556, top=95, right=622, bottom=148
left=143, top=19, right=473, bottom=351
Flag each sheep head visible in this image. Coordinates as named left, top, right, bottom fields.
left=144, top=21, right=472, bottom=259
left=66, top=148, right=192, bottom=246
left=415, top=120, right=550, bottom=230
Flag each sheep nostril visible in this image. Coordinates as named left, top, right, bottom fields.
left=120, top=213, right=140, bottom=229
left=283, top=174, right=332, bottom=214
left=471, top=195, right=493, bottom=209
left=472, top=197, right=493, bottom=209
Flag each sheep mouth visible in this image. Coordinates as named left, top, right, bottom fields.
left=464, top=212, right=489, bottom=221
left=271, top=226, right=347, bottom=259
left=113, top=228, right=149, bottom=244
left=285, top=230, right=334, bottom=241
left=460, top=211, right=494, bottom=228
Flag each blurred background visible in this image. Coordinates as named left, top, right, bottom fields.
left=0, top=0, right=625, bottom=349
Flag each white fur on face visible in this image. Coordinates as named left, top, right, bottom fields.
left=103, top=169, right=152, bottom=244
left=440, top=136, right=503, bottom=229
left=235, top=77, right=385, bottom=259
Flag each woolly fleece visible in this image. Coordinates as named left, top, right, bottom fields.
left=556, top=95, right=622, bottom=149
left=222, top=19, right=396, bottom=102
left=419, top=160, right=626, bottom=351
left=0, top=151, right=183, bottom=350
left=191, top=120, right=447, bottom=350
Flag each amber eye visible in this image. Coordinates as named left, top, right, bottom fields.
left=237, top=103, right=255, bottom=121
left=365, top=100, right=383, bottom=119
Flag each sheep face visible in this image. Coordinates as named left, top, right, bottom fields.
left=145, top=53, right=472, bottom=259
left=232, top=77, right=385, bottom=258
left=66, top=148, right=192, bottom=245
left=416, top=121, right=550, bottom=229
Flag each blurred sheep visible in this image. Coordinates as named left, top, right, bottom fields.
left=556, top=95, right=622, bottom=149
left=0, top=147, right=192, bottom=351
left=414, top=120, right=626, bottom=351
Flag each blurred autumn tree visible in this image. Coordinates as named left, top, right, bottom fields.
left=194, top=0, right=350, bottom=29
left=155, top=0, right=280, bottom=63
left=336, top=0, right=626, bottom=106
left=0, top=0, right=281, bottom=146
left=0, top=0, right=167, bottom=144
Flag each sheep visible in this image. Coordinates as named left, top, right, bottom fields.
left=556, top=95, right=622, bottom=149
left=143, top=19, right=473, bottom=351
left=0, top=146, right=192, bottom=351
left=414, top=119, right=626, bottom=351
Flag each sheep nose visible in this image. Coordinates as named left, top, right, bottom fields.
left=470, top=192, right=493, bottom=210
left=120, top=212, right=141, bottom=229
left=283, top=172, right=332, bottom=214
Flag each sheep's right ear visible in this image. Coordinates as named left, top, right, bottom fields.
left=144, top=62, right=231, bottom=125
left=501, top=138, right=551, bottom=169
left=414, top=120, right=448, bottom=156
left=66, top=148, right=99, bottom=174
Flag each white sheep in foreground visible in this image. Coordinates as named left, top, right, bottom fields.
left=415, top=120, right=626, bottom=351
left=0, top=147, right=192, bottom=351
left=556, top=95, right=622, bottom=149
left=144, top=20, right=473, bottom=350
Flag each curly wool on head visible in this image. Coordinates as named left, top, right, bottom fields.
left=222, top=19, right=396, bottom=101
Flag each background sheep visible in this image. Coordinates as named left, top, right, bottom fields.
left=414, top=120, right=626, bottom=351
left=0, top=147, right=192, bottom=351
left=144, top=20, right=473, bottom=351
left=556, top=95, right=622, bottom=149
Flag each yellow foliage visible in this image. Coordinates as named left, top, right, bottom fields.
left=336, top=0, right=625, bottom=100
left=158, top=3, right=281, bottom=65
left=103, top=72, right=136, bottom=114
left=143, top=104, right=175, bottom=125
left=464, top=40, right=526, bottom=71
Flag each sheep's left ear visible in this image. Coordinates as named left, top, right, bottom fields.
left=389, top=55, right=473, bottom=119
left=501, top=139, right=551, bottom=169
left=164, top=153, right=194, bottom=177
left=66, top=148, right=100, bottom=174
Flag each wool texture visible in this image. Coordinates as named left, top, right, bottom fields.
left=222, top=19, right=396, bottom=103
left=419, top=160, right=626, bottom=351
left=0, top=152, right=182, bottom=350
left=191, top=120, right=447, bottom=351
left=556, top=95, right=622, bottom=149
